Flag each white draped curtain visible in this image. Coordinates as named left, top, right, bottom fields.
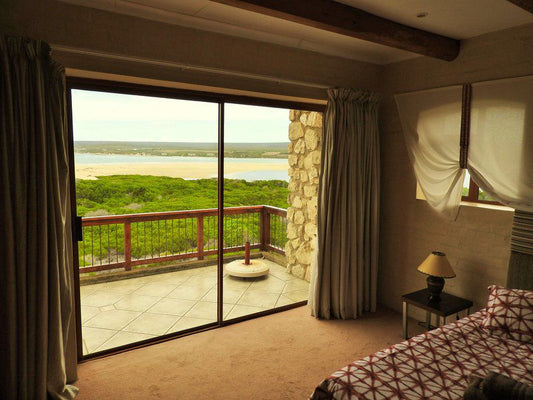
left=395, top=76, right=533, bottom=219
left=395, top=86, right=465, bottom=219
left=469, top=77, right=533, bottom=210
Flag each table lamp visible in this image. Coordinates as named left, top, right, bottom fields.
left=417, top=251, right=455, bottom=302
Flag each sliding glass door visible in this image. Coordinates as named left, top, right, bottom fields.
left=68, top=81, right=316, bottom=358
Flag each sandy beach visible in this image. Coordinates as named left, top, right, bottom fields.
left=75, top=161, right=288, bottom=180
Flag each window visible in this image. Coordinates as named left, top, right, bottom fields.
left=416, top=171, right=499, bottom=205
left=461, top=171, right=498, bottom=204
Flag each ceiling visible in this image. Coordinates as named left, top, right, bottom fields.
left=61, top=0, right=533, bottom=64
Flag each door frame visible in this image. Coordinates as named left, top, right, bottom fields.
left=66, top=77, right=322, bottom=361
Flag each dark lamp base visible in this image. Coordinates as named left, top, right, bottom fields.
left=426, top=275, right=445, bottom=302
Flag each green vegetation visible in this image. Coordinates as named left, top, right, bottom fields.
left=74, top=141, right=289, bottom=159
left=461, top=186, right=496, bottom=202
left=478, top=188, right=495, bottom=202
left=76, top=175, right=288, bottom=216
left=77, top=175, right=288, bottom=268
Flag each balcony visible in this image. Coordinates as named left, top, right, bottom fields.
left=79, top=205, right=309, bottom=354
left=79, top=205, right=287, bottom=273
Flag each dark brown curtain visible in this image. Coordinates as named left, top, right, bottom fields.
left=0, top=36, right=78, bottom=399
left=310, top=88, right=380, bottom=319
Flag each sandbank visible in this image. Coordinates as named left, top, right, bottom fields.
left=75, top=161, right=288, bottom=180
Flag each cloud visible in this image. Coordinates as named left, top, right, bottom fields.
left=72, top=90, right=292, bottom=123
left=72, top=90, right=217, bottom=122
left=71, top=91, right=292, bottom=143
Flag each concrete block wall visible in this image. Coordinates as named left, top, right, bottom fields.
left=1, top=0, right=382, bottom=101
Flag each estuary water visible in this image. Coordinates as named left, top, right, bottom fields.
left=74, top=153, right=289, bottom=182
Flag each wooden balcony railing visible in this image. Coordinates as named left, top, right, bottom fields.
left=79, top=205, right=287, bottom=274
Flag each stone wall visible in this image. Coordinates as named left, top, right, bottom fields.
left=285, top=110, right=323, bottom=281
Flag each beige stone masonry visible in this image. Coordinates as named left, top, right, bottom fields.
left=286, top=110, right=323, bottom=281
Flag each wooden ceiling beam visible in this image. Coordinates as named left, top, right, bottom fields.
left=209, top=0, right=460, bottom=61
left=506, top=0, right=533, bottom=13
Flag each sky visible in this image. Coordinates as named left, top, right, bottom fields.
left=71, top=89, right=291, bottom=143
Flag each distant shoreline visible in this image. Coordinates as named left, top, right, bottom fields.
left=75, top=161, right=288, bottom=180
left=74, top=151, right=288, bottom=159
left=74, top=141, right=290, bottom=159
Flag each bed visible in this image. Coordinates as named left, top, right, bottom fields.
left=310, top=308, right=533, bottom=399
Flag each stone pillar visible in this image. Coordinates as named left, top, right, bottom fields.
left=286, top=110, right=322, bottom=281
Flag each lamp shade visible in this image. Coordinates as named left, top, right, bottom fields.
left=417, top=251, right=456, bottom=278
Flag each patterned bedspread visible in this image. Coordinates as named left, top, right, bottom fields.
left=310, top=311, right=533, bottom=400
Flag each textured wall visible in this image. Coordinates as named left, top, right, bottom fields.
left=379, top=24, right=533, bottom=320
left=0, top=0, right=382, bottom=101
left=285, top=111, right=323, bottom=281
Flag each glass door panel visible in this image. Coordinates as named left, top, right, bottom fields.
left=222, top=103, right=307, bottom=321
left=71, top=89, right=219, bottom=355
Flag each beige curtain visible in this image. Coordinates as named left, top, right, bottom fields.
left=310, top=88, right=380, bottom=319
left=395, top=86, right=465, bottom=220
left=469, top=76, right=533, bottom=210
left=395, top=76, right=533, bottom=219
left=0, top=36, right=78, bottom=399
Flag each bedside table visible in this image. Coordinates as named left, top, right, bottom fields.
left=402, top=289, right=473, bottom=339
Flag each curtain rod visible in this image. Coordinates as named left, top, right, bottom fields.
left=394, top=73, right=533, bottom=96
left=50, top=44, right=330, bottom=90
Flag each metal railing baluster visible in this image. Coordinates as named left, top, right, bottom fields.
left=79, top=206, right=286, bottom=273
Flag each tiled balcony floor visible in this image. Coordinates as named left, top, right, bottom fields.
left=80, top=259, right=309, bottom=354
